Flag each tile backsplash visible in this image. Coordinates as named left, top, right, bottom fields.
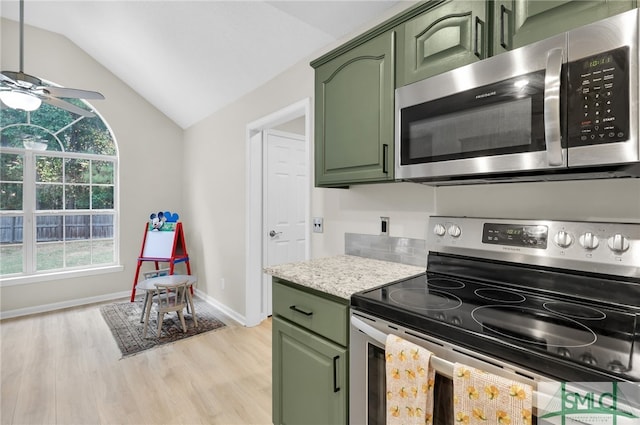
left=345, top=233, right=427, bottom=267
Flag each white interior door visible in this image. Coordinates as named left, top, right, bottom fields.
left=263, top=130, right=307, bottom=316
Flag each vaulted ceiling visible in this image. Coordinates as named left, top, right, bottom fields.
left=1, top=1, right=403, bottom=128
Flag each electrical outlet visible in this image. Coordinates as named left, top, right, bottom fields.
left=381, top=217, right=389, bottom=236
left=221, top=277, right=225, bottom=290
left=313, top=217, right=324, bottom=233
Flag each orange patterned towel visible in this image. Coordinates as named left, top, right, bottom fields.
left=453, top=363, right=533, bottom=425
left=385, top=335, right=436, bottom=424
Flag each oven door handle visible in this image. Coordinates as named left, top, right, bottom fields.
left=351, top=315, right=387, bottom=344
left=351, top=315, right=454, bottom=378
left=352, top=317, right=594, bottom=415
left=351, top=314, right=554, bottom=410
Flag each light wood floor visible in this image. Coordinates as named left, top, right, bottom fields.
left=1, top=300, right=272, bottom=425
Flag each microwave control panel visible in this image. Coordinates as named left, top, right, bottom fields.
left=567, top=46, right=630, bottom=147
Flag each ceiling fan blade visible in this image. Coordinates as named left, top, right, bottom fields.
left=1, top=70, right=41, bottom=87
left=41, top=96, right=96, bottom=118
left=4, top=0, right=105, bottom=114
left=42, top=86, right=105, bottom=100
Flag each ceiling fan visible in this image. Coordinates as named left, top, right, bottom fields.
left=0, top=0, right=104, bottom=118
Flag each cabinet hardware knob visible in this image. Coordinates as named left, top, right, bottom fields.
left=500, top=5, right=508, bottom=49
left=383, top=144, right=389, bottom=174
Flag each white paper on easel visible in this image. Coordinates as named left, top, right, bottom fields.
left=142, top=231, right=175, bottom=258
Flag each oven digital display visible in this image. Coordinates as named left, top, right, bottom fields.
left=482, top=223, right=548, bottom=249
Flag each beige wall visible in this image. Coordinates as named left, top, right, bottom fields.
left=1, top=20, right=183, bottom=315
left=181, top=2, right=433, bottom=321
left=312, top=183, right=436, bottom=256
left=435, top=179, right=640, bottom=222
left=182, top=52, right=313, bottom=321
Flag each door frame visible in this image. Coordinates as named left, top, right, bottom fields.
left=245, top=98, right=312, bottom=327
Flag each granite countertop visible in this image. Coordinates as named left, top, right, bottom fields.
left=264, top=255, right=425, bottom=300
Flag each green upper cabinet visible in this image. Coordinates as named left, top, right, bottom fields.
left=311, top=0, right=637, bottom=188
left=314, top=30, right=395, bottom=187
left=397, top=0, right=489, bottom=86
left=397, top=0, right=636, bottom=86
left=493, top=0, right=635, bottom=55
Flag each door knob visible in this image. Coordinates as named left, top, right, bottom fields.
left=269, top=230, right=282, bottom=237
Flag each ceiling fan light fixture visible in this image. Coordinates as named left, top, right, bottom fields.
left=0, top=90, right=42, bottom=111
left=1, top=0, right=103, bottom=117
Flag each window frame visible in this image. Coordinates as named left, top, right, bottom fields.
left=0, top=106, right=122, bottom=286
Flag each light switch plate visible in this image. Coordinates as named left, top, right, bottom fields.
left=313, top=217, right=323, bottom=233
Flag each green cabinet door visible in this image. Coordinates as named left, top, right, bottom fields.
left=397, top=0, right=489, bottom=86
left=493, top=0, right=635, bottom=55
left=272, top=316, right=348, bottom=425
left=314, top=31, right=395, bottom=187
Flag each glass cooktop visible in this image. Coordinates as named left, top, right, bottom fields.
left=352, top=270, right=639, bottom=379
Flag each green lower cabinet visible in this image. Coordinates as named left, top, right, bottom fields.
left=272, top=316, right=348, bottom=425
left=493, top=0, right=635, bottom=55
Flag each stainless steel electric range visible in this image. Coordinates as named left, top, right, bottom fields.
left=350, top=216, right=640, bottom=424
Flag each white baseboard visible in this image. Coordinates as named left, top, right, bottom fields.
left=0, top=288, right=249, bottom=327
left=0, top=290, right=131, bottom=320
left=193, top=288, right=246, bottom=326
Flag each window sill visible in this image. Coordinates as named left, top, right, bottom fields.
left=0, top=265, right=125, bottom=287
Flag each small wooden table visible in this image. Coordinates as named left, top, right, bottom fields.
left=136, top=274, right=198, bottom=327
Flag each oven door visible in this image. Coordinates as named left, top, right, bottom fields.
left=395, top=33, right=568, bottom=182
left=350, top=314, right=452, bottom=425
left=350, top=311, right=552, bottom=425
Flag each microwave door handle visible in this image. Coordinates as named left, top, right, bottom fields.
left=544, top=48, right=564, bottom=166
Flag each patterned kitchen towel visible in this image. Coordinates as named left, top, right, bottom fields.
left=386, top=334, right=436, bottom=424
left=453, top=363, right=533, bottom=425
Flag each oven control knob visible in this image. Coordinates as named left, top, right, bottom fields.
left=607, top=234, right=630, bottom=253
left=554, top=231, right=573, bottom=248
left=579, top=232, right=599, bottom=250
left=433, top=224, right=446, bottom=236
left=450, top=316, right=462, bottom=326
left=447, top=225, right=461, bottom=238
left=579, top=353, right=598, bottom=366
left=557, top=347, right=572, bottom=358
left=607, top=360, right=627, bottom=373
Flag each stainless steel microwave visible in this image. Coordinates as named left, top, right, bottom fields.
left=395, top=9, right=640, bottom=185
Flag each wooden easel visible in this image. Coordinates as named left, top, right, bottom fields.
left=130, top=222, right=191, bottom=301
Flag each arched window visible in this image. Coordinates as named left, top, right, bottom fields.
left=0, top=98, right=118, bottom=279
